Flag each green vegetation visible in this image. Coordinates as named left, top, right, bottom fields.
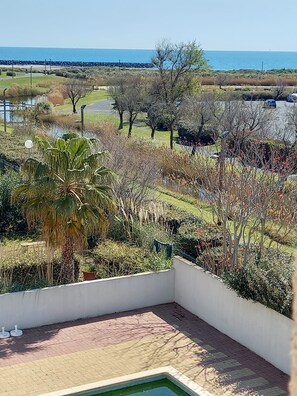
left=14, top=134, right=115, bottom=283
left=0, top=75, right=66, bottom=95
left=222, top=248, right=293, bottom=317
left=0, top=52, right=296, bottom=318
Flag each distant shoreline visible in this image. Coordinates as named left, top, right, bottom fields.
left=0, top=60, right=153, bottom=69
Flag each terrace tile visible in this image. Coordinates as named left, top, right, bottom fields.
left=0, top=303, right=289, bottom=395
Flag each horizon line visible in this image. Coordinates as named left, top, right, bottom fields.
left=0, top=46, right=297, bottom=53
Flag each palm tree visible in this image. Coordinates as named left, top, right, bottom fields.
left=14, top=134, right=114, bottom=284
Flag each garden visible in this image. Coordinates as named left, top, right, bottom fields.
left=0, top=43, right=297, bottom=320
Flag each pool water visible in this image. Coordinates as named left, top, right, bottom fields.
left=82, top=378, right=190, bottom=395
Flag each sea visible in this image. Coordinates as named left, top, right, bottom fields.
left=0, top=47, right=297, bottom=71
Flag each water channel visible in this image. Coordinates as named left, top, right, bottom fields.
left=0, top=97, right=37, bottom=123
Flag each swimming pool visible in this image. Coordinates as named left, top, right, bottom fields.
left=80, top=378, right=190, bottom=395
left=41, top=367, right=213, bottom=396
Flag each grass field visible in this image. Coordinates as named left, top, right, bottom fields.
left=56, top=89, right=109, bottom=112
left=0, top=74, right=65, bottom=90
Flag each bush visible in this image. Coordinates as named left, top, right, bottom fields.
left=91, top=239, right=149, bottom=278
left=6, top=71, right=16, bottom=77
left=177, top=126, right=215, bottom=146
left=175, top=222, right=202, bottom=258
left=89, top=239, right=172, bottom=278
left=0, top=251, right=80, bottom=293
left=0, top=171, right=27, bottom=237
left=222, top=248, right=294, bottom=318
left=6, top=84, right=43, bottom=98
left=47, top=89, right=65, bottom=105
left=175, top=221, right=224, bottom=259
left=196, top=246, right=227, bottom=275
left=145, top=251, right=172, bottom=272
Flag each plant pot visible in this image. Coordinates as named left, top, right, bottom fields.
left=82, top=271, right=96, bottom=281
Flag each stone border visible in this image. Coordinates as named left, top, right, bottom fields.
left=40, top=366, right=214, bottom=396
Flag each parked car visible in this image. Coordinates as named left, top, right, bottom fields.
left=287, top=93, right=297, bottom=103
left=210, top=151, right=233, bottom=159
left=263, top=99, right=276, bottom=108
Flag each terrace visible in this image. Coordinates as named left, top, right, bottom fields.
left=0, top=257, right=291, bottom=396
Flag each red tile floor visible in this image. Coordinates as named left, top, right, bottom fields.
left=0, top=303, right=289, bottom=396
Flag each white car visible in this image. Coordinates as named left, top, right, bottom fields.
left=287, top=93, right=297, bottom=102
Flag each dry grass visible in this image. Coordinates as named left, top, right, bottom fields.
left=202, top=75, right=297, bottom=87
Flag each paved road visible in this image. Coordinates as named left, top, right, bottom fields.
left=85, top=99, right=114, bottom=114
left=269, top=100, right=296, bottom=140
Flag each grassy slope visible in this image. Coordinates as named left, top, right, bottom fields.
left=155, top=186, right=296, bottom=254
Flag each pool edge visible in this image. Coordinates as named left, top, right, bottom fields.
left=39, top=366, right=214, bottom=396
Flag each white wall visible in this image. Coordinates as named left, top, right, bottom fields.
left=0, top=258, right=292, bottom=375
left=0, top=270, right=174, bottom=330
left=173, top=256, right=293, bottom=375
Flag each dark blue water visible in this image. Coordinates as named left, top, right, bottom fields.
left=0, top=47, right=297, bottom=71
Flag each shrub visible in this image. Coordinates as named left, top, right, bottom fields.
left=175, top=221, right=224, bottom=259
left=47, top=89, right=65, bottom=105
left=0, top=251, right=80, bottom=293
left=89, top=239, right=172, bottom=278
left=91, top=239, right=149, bottom=278
left=196, top=246, right=227, bottom=275
left=6, top=71, right=16, bottom=77
left=145, top=251, right=172, bottom=272
left=0, top=171, right=27, bottom=237
left=222, top=248, right=294, bottom=318
left=175, top=222, right=202, bottom=258
left=177, top=126, right=215, bottom=146
left=6, top=84, right=43, bottom=98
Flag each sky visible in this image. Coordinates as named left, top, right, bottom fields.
left=1, top=0, right=296, bottom=51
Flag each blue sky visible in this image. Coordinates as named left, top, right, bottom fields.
left=1, top=0, right=296, bottom=51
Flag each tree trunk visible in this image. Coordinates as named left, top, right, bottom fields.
left=118, top=111, right=124, bottom=130
left=191, top=145, right=197, bottom=156
left=61, top=237, right=74, bottom=284
left=170, top=127, right=174, bottom=150
left=128, top=113, right=133, bottom=138
left=151, top=127, right=156, bottom=140
left=46, top=248, right=53, bottom=286
left=72, top=102, right=77, bottom=114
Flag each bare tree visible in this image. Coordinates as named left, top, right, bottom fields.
left=99, top=126, right=159, bottom=209
left=145, top=102, right=163, bottom=140
left=63, top=80, right=92, bottom=113
left=214, top=97, right=274, bottom=154
left=108, top=78, right=127, bottom=130
left=123, top=78, right=145, bottom=138
left=273, top=78, right=286, bottom=100
left=216, top=73, right=228, bottom=90
left=143, top=78, right=165, bottom=140
left=152, top=39, right=208, bottom=149
left=179, top=93, right=218, bottom=154
left=189, top=146, right=297, bottom=271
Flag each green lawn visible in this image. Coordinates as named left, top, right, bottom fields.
left=0, top=74, right=65, bottom=90
left=154, top=186, right=214, bottom=223
left=155, top=186, right=296, bottom=254
left=56, top=89, right=109, bottom=112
